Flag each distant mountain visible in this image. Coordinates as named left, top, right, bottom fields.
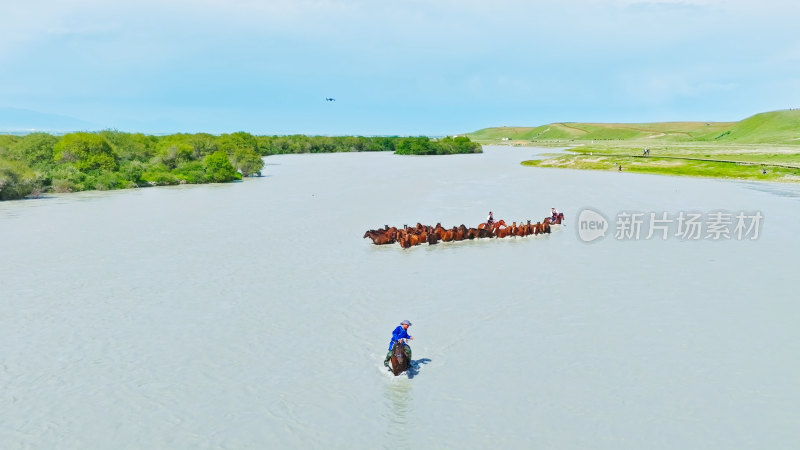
left=0, top=107, right=97, bottom=133
left=468, top=109, right=800, bottom=145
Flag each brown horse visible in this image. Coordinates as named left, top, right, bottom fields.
left=364, top=229, right=395, bottom=245
left=442, top=228, right=455, bottom=242
left=508, top=221, right=518, bottom=236
left=514, top=222, right=527, bottom=237
left=496, top=226, right=511, bottom=238
left=479, top=219, right=507, bottom=230
left=492, top=219, right=507, bottom=232
left=521, top=220, right=533, bottom=236
left=433, top=225, right=446, bottom=240
left=541, top=218, right=552, bottom=233
left=390, top=339, right=411, bottom=376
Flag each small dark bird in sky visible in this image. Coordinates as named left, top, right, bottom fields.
left=325, top=97, right=335, bottom=102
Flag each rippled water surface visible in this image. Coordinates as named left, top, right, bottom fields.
left=2, top=146, right=799, bottom=448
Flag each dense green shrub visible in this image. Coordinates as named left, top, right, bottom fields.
left=93, top=172, right=132, bottom=191
left=0, top=130, right=480, bottom=200
left=7, top=133, right=58, bottom=170
left=49, top=165, right=87, bottom=192
left=0, top=158, right=38, bottom=200
left=0, top=135, right=20, bottom=158
left=395, top=136, right=435, bottom=155
left=218, top=132, right=264, bottom=176
left=100, top=130, right=157, bottom=162
left=51, top=178, right=78, bottom=193
left=141, top=169, right=180, bottom=186
left=434, top=136, right=482, bottom=154
left=219, top=132, right=258, bottom=154
left=255, top=135, right=403, bottom=155
left=154, top=138, right=194, bottom=169
left=119, top=160, right=147, bottom=184
left=231, top=148, right=264, bottom=176
left=186, top=133, right=219, bottom=159
left=53, top=133, right=119, bottom=172
left=204, top=151, right=239, bottom=182
left=173, top=161, right=207, bottom=184
left=394, top=136, right=481, bottom=155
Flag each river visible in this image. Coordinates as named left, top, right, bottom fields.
left=1, top=146, right=798, bottom=448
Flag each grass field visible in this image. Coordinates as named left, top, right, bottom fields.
left=468, top=110, right=800, bottom=183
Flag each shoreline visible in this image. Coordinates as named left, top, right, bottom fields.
left=470, top=109, right=800, bottom=183
left=472, top=141, right=800, bottom=184
left=520, top=147, right=800, bottom=184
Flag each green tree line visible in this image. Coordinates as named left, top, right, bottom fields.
left=255, top=135, right=480, bottom=156
left=0, top=132, right=480, bottom=200
left=393, top=136, right=482, bottom=155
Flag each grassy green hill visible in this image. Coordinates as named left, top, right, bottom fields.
left=710, top=110, right=800, bottom=144
left=482, top=110, right=800, bottom=183
left=468, top=110, right=800, bottom=145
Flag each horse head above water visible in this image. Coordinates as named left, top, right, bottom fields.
left=390, top=339, right=410, bottom=376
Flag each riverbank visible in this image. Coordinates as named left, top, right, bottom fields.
left=0, top=132, right=481, bottom=200
left=520, top=142, right=800, bottom=183
left=468, top=110, right=800, bottom=183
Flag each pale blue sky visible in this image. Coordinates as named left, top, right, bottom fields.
left=1, top=0, right=799, bottom=135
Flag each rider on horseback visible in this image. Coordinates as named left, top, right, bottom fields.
left=551, top=207, right=559, bottom=221
left=384, top=320, right=414, bottom=367
left=487, top=211, right=494, bottom=226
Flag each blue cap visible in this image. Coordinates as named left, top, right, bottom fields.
left=401, top=320, right=412, bottom=326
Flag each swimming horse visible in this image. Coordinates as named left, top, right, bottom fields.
left=389, top=339, right=411, bottom=376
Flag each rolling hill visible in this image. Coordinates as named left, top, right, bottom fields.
left=468, top=110, right=800, bottom=145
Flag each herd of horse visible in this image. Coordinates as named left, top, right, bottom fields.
left=363, top=213, right=565, bottom=249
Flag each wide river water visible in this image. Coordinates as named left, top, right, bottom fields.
left=1, top=146, right=799, bottom=448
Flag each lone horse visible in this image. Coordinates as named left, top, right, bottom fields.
left=389, top=339, right=411, bottom=376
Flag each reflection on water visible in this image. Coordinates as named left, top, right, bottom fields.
left=384, top=376, right=412, bottom=439
left=1, top=147, right=799, bottom=448
left=741, top=181, right=800, bottom=199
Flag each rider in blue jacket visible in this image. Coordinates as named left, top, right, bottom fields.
left=384, top=320, right=414, bottom=367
